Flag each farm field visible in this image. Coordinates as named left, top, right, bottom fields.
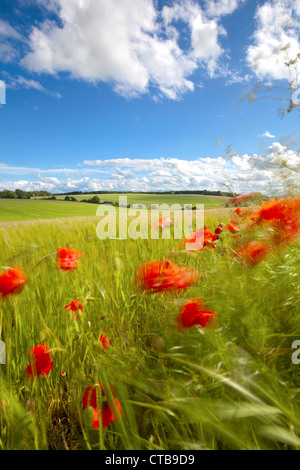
left=0, top=199, right=299, bottom=450
left=0, top=195, right=227, bottom=223
left=41, top=193, right=227, bottom=208
left=0, top=199, right=99, bottom=222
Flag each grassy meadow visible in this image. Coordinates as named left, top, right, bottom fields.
left=0, top=203, right=300, bottom=450
left=0, top=199, right=106, bottom=222
left=52, top=193, right=227, bottom=208
left=0, top=195, right=227, bottom=223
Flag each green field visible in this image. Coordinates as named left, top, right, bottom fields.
left=0, top=195, right=227, bottom=222
left=0, top=199, right=100, bottom=222
left=0, top=202, right=299, bottom=450
left=53, top=193, right=227, bottom=208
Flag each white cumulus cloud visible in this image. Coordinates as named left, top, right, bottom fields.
left=247, top=0, right=300, bottom=84
left=20, top=0, right=241, bottom=99
left=205, top=0, right=246, bottom=18
left=2, top=143, right=298, bottom=194
left=0, top=19, right=22, bottom=41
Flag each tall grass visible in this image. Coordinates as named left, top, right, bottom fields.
left=0, top=209, right=299, bottom=450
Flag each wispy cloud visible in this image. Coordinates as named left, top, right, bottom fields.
left=262, top=131, right=275, bottom=138
left=0, top=19, right=23, bottom=63
left=205, top=0, right=246, bottom=18
left=3, top=73, right=62, bottom=98
left=0, top=163, right=107, bottom=176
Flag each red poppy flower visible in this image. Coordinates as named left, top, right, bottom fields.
left=255, top=198, right=292, bottom=222
left=235, top=240, right=270, bottom=266
left=64, top=299, right=83, bottom=319
left=235, top=208, right=254, bottom=221
left=234, top=207, right=242, bottom=217
left=254, top=198, right=300, bottom=244
left=203, top=227, right=219, bottom=244
left=64, top=299, right=83, bottom=312
left=134, top=259, right=199, bottom=293
left=0, top=267, right=27, bottom=298
left=225, top=218, right=240, bottom=233
left=99, top=334, right=112, bottom=349
left=82, top=382, right=122, bottom=429
left=180, top=227, right=219, bottom=251
left=0, top=400, right=8, bottom=411
left=56, top=247, right=82, bottom=271
left=177, top=298, right=218, bottom=329
left=26, top=344, right=53, bottom=378
left=152, top=216, right=173, bottom=228
left=214, top=223, right=224, bottom=235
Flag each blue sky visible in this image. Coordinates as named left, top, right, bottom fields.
left=0, top=0, right=299, bottom=194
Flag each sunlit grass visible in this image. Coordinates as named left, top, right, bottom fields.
left=0, top=208, right=299, bottom=450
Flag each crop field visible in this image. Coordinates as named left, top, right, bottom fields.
left=0, top=198, right=299, bottom=450
left=0, top=199, right=106, bottom=223
left=53, top=193, right=227, bottom=208
left=0, top=195, right=227, bottom=223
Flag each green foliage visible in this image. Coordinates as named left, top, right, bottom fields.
left=0, top=190, right=17, bottom=199
left=0, top=190, right=52, bottom=199
left=15, top=189, right=31, bottom=200
left=84, top=196, right=101, bottom=204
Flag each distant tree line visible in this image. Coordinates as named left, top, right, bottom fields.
left=0, top=189, right=238, bottom=203
left=80, top=195, right=131, bottom=207
left=0, top=189, right=52, bottom=199
left=57, top=189, right=236, bottom=197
